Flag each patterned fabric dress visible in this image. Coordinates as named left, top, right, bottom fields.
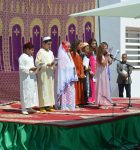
left=60, top=82, right=75, bottom=110
left=56, top=43, right=78, bottom=110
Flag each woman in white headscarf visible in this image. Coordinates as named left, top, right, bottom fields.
left=55, top=41, right=78, bottom=110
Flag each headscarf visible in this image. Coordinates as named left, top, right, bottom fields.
left=56, top=41, right=78, bottom=102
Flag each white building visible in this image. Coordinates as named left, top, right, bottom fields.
left=96, top=0, right=140, bottom=97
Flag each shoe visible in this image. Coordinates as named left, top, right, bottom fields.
left=112, top=103, right=117, bottom=106
left=49, top=106, right=54, bottom=109
left=46, top=108, right=55, bottom=112
left=103, top=106, right=109, bottom=110
left=96, top=105, right=101, bottom=109
left=22, top=111, right=29, bottom=115
left=40, top=107, right=47, bottom=113
left=27, top=108, right=37, bottom=113
left=100, top=106, right=107, bottom=109
left=87, top=101, right=95, bottom=104
left=91, top=102, right=95, bottom=105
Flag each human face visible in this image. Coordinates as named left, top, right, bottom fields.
left=78, top=42, right=83, bottom=50
left=26, top=48, right=34, bottom=56
left=91, top=41, right=97, bottom=48
left=103, top=44, right=108, bottom=51
left=65, top=42, right=70, bottom=51
left=122, top=54, right=127, bottom=62
left=101, top=44, right=106, bottom=53
left=84, top=45, right=90, bottom=54
left=43, top=41, right=52, bottom=50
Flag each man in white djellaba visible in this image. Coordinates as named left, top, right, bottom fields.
left=19, top=42, right=39, bottom=115
left=35, top=36, right=56, bottom=112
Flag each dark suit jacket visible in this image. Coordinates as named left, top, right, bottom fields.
left=116, top=62, right=132, bottom=84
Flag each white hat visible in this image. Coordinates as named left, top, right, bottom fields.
left=43, top=36, right=52, bottom=42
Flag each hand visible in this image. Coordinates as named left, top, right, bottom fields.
left=46, top=63, right=52, bottom=67
left=122, top=74, right=128, bottom=80
left=51, top=61, right=55, bottom=66
left=30, top=67, right=37, bottom=72
left=106, top=53, right=110, bottom=56
left=105, top=52, right=111, bottom=60
left=89, top=71, right=94, bottom=77
left=88, top=66, right=91, bottom=71
left=54, top=60, right=58, bottom=65
left=84, top=66, right=91, bottom=71
left=39, top=63, right=45, bottom=66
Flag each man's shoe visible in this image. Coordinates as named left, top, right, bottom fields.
left=46, top=108, right=55, bottom=112
left=40, top=107, right=47, bottom=113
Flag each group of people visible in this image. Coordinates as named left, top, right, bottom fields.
left=19, top=36, right=132, bottom=115
left=19, top=36, right=56, bottom=114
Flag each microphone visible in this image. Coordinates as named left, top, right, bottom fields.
left=104, top=50, right=120, bottom=60
left=110, top=54, right=114, bottom=59
left=114, top=50, right=120, bottom=58
left=104, top=51, right=114, bottom=58
left=108, top=50, right=120, bottom=59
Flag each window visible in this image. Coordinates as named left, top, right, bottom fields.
left=125, top=27, right=140, bottom=68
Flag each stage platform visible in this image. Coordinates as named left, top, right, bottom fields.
left=0, top=98, right=140, bottom=149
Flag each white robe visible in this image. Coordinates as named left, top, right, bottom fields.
left=19, top=53, right=39, bottom=110
left=35, top=48, right=55, bottom=107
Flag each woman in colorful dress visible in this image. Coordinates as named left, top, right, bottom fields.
left=95, top=43, right=113, bottom=108
left=70, top=40, right=85, bottom=106
left=56, top=41, right=78, bottom=110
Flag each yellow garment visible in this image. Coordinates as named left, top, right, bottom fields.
left=35, top=48, right=55, bottom=107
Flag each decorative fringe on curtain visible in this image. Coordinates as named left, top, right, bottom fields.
left=48, top=0, right=51, bottom=9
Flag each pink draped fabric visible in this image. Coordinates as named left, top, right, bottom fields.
left=95, top=56, right=112, bottom=106
left=88, top=54, right=96, bottom=103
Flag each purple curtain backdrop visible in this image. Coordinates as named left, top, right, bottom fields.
left=0, top=71, right=20, bottom=103
left=66, top=35, right=68, bottom=41
left=32, top=25, right=41, bottom=58
left=0, top=36, right=4, bottom=70
left=11, top=24, right=22, bottom=71
left=68, top=24, right=76, bottom=44
left=76, top=34, right=78, bottom=39
left=41, top=37, right=42, bottom=43
left=0, top=0, right=96, bottom=104
left=51, top=25, right=59, bottom=57
left=83, top=33, right=85, bottom=42
left=22, top=37, right=24, bottom=52
left=30, top=37, right=32, bottom=44
left=9, top=36, right=13, bottom=71
left=85, top=22, right=92, bottom=42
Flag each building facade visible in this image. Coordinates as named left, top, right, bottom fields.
left=96, top=0, right=140, bottom=97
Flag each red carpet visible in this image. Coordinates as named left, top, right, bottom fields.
left=0, top=98, right=140, bottom=127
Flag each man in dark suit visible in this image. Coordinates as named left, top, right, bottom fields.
left=117, top=53, right=132, bottom=97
